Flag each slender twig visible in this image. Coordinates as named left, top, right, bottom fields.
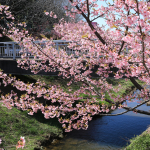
left=87, top=0, right=90, bottom=19
left=91, top=14, right=105, bottom=22
left=98, top=98, right=150, bottom=116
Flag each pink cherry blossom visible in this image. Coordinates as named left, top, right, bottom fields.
left=45, top=12, right=49, bottom=15
left=16, top=136, right=25, bottom=149
left=53, top=15, right=57, bottom=18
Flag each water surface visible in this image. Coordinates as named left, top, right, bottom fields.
left=45, top=89, right=150, bottom=150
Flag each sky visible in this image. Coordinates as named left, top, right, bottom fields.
left=90, top=0, right=109, bottom=29
left=86, top=0, right=140, bottom=29
left=80, top=0, right=112, bottom=30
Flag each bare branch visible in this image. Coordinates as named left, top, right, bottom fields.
left=91, top=14, right=105, bottom=22
left=98, top=98, right=150, bottom=116
left=130, top=77, right=144, bottom=91
left=98, top=109, right=129, bottom=116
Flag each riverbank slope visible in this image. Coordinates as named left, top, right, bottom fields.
left=122, top=126, right=150, bottom=150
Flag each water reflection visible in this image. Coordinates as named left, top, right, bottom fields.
left=46, top=138, right=121, bottom=150
left=45, top=89, right=150, bottom=150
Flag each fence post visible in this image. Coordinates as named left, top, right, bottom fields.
left=13, top=42, right=16, bottom=60
left=126, top=47, right=128, bottom=56
left=6, top=44, right=9, bottom=56
left=56, top=42, right=59, bottom=54
left=126, top=47, right=128, bottom=53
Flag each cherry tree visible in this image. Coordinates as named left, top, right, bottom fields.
left=1, top=0, right=150, bottom=132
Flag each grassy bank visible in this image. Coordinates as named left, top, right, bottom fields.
left=0, top=103, right=63, bottom=150
left=122, top=126, right=150, bottom=150
left=0, top=75, right=146, bottom=149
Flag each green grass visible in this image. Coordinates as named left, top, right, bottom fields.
left=123, top=130, right=150, bottom=150
left=0, top=103, right=62, bottom=150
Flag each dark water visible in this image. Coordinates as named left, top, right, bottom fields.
left=45, top=88, right=150, bottom=150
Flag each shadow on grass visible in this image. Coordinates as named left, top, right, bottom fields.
left=29, top=110, right=62, bottom=130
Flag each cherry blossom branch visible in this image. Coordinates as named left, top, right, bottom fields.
left=73, top=1, right=145, bottom=93
left=31, top=38, right=113, bottom=106
left=2, top=0, right=150, bottom=132
left=68, top=1, right=145, bottom=104
left=30, top=30, right=116, bottom=106
left=69, top=0, right=106, bottom=45
left=135, top=0, right=150, bottom=78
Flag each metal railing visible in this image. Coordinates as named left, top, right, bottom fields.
left=0, top=42, right=22, bottom=59
left=0, top=40, right=80, bottom=60
left=0, top=40, right=129, bottom=60
left=34, top=40, right=78, bottom=56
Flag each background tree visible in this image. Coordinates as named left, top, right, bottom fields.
left=0, top=0, right=83, bottom=39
